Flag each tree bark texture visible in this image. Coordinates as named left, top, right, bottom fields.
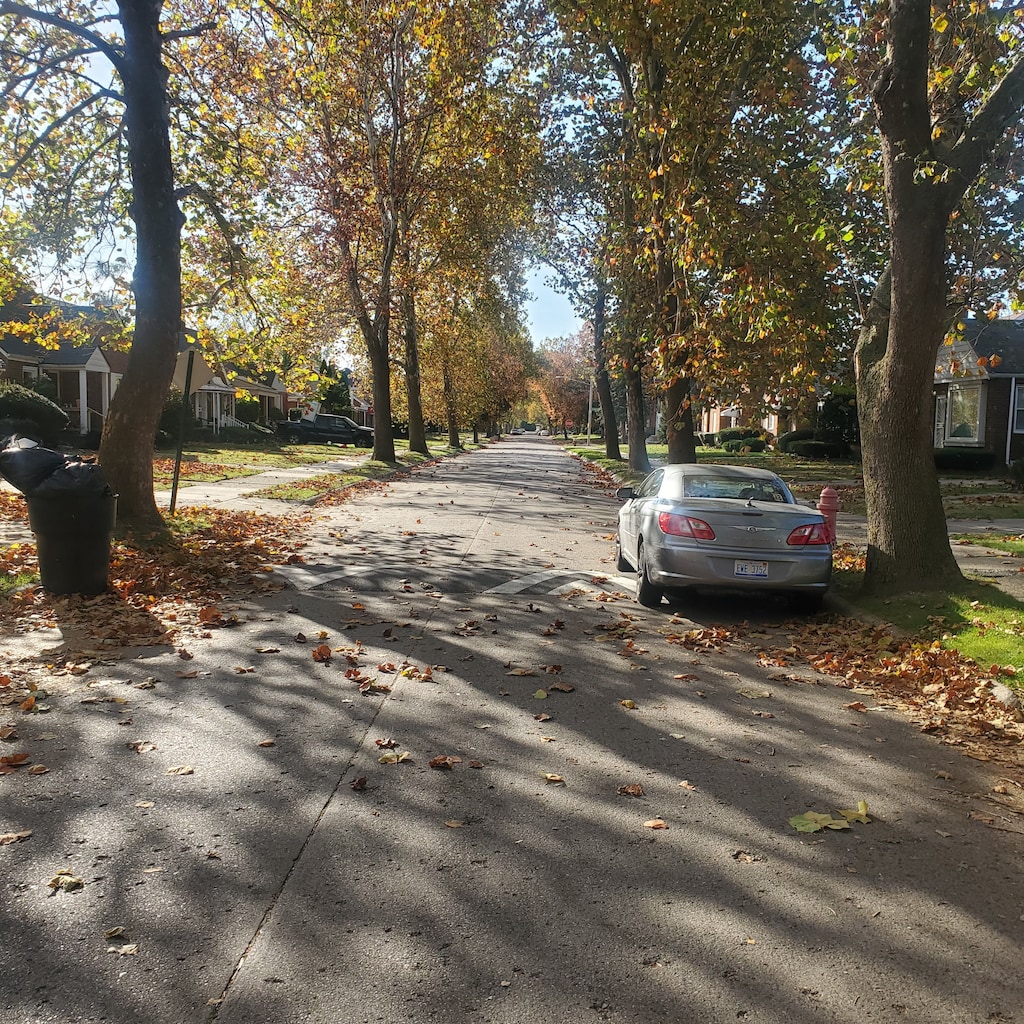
left=402, top=287, right=428, bottom=455
left=442, top=359, right=461, bottom=449
left=665, top=377, right=697, bottom=464
left=592, top=284, right=620, bottom=460
left=100, top=0, right=182, bottom=525
left=623, top=359, right=650, bottom=474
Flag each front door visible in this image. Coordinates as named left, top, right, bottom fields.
left=934, top=393, right=947, bottom=447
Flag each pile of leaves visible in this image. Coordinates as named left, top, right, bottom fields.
left=0, top=491, right=28, bottom=524
left=763, top=617, right=1024, bottom=772
left=1, top=507, right=308, bottom=652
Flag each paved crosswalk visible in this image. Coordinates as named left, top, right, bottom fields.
left=273, top=560, right=635, bottom=596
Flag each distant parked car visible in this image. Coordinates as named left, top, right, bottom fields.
left=615, top=463, right=831, bottom=611
left=510, top=427, right=525, bottom=435
left=277, top=414, right=374, bottom=447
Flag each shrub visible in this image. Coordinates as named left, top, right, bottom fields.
left=267, top=406, right=285, bottom=422
left=698, top=432, right=717, bottom=447
left=1009, top=459, right=1024, bottom=491
left=933, top=448, right=998, bottom=471
left=723, top=437, right=767, bottom=453
left=718, top=426, right=763, bottom=444
left=234, top=394, right=261, bottom=424
left=777, top=427, right=815, bottom=453
left=0, top=380, right=69, bottom=443
left=789, top=439, right=848, bottom=459
left=158, top=386, right=192, bottom=440
left=816, top=386, right=859, bottom=445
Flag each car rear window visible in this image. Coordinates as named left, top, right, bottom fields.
left=683, top=477, right=789, bottom=502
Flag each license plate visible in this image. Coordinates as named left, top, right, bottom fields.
left=734, top=560, right=768, bottom=578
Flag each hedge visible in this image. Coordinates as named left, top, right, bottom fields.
left=0, top=380, right=69, bottom=444
left=933, top=448, right=998, bottom=471
left=722, top=437, right=767, bottom=453
left=718, top=426, right=763, bottom=444
left=777, top=428, right=815, bottom=453
left=788, top=439, right=848, bottom=459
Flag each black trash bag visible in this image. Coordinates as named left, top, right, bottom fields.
left=0, top=439, right=67, bottom=494
left=30, top=458, right=112, bottom=499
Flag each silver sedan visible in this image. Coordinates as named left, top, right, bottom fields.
left=615, top=464, right=832, bottom=611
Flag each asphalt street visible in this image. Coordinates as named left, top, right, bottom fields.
left=2, top=436, right=1023, bottom=1024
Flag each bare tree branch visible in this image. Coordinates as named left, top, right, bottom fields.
left=0, top=1, right=126, bottom=74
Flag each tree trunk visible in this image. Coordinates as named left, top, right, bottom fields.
left=442, top=357, right=461, bottom=449
left=665, top=377, right=697, bottom=464
left=402, top=287, right=428, bottom=455
left=623, top=359, right=650, bottom=474
left=592, top=284, right=620, bottom=460
left=100, top=0, right=182, bottom=527
left=858, top=0, right=962, bottom=593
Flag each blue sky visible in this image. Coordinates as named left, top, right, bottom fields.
left=526, top=268, right=582, bottom=345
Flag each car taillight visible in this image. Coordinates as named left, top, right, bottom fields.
left=787, top=522, right=832, bottom=545
left=658, top=512, right=715, bottom=540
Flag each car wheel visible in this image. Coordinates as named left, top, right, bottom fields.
left=615, top=534, right=632, bottom=572
left=636, top=541, right=664, bottom=608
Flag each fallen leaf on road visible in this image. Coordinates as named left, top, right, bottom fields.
left=534, top=689, right=548, bottom=699
left=679, top=780, right=697, bottom=790
left=789, top=811, right=850, bottom=833
left=445, top=820, right=465, bottom=828
left=166, top=764, right=194, bottom=776
left=48, top=869, right=84, bottom=892
left=620, top=699, right=639, bottom=709
left=844, top=701, right=868, bottom=713
left=126, top=742, right=157, bottom=754
left=548, top=682, right=575, bottom=693
left=643, top=819, right=668, bottom=829
left=618, top=784, right=645, bottom=797
left=26, top=764, right=48, bottom=775
left=838, top=800, right=871, bottom=824
left=739, top=689, right=772, bottom=699
left=312, top=645, right=332, bottom=663
left=0, top=830, right=31, bottom=845
left=258, top=739, right=276, bottom=748
left=542, top=773, right=565, bottom=784
left=350, top=777, right=367, bottom=791
left=507, top=668, right=536, bottom=676
left=429, top=755, right=462, bottom=769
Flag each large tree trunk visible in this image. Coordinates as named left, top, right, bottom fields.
left=665, top=377, right=697, bottom=464
left=859, top=0, right=962, bottom=593
left=100, top=0, right=182, bottom=527
left=623, top=360, right=650, bottom=474
left=442, top=358, right=461, bottom=449
left=592, top=284, right=620, bottom=460
left=402, top=287, right=428, bottom=456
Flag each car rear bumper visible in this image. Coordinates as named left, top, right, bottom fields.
left=647, top=544, right=832, bottom=591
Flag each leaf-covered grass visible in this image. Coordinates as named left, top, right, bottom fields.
left=247, top=451, right=440, bottom=502
left=151, top=458, right=260, bottom=488
left=952, top=533, right=1024, bottom=557
left=832, top=561, right=1024, bottom=672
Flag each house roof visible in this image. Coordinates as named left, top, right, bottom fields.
left=935, top=317, right=1024, bottom=382
left=0, top=294, right=123, bottom=370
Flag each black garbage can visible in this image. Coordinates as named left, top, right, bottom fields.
left=26, top=488, right=117, bottom=596
left=0, top=441, right=117, bottom=596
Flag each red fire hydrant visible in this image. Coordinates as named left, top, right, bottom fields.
left=817, top=485, right=840, bottom=542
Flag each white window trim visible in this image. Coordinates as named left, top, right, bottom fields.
left=1013, top=380, right=1024, bottom=434
left=944, top=382, right=986, bottom=447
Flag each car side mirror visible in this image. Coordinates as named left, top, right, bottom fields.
left=616, top=486, right=635, bottom=500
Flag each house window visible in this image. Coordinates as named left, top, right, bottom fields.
left=1015, top=383, right=1024, bottom=433
left=946, top=384, right=984, bottom=445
